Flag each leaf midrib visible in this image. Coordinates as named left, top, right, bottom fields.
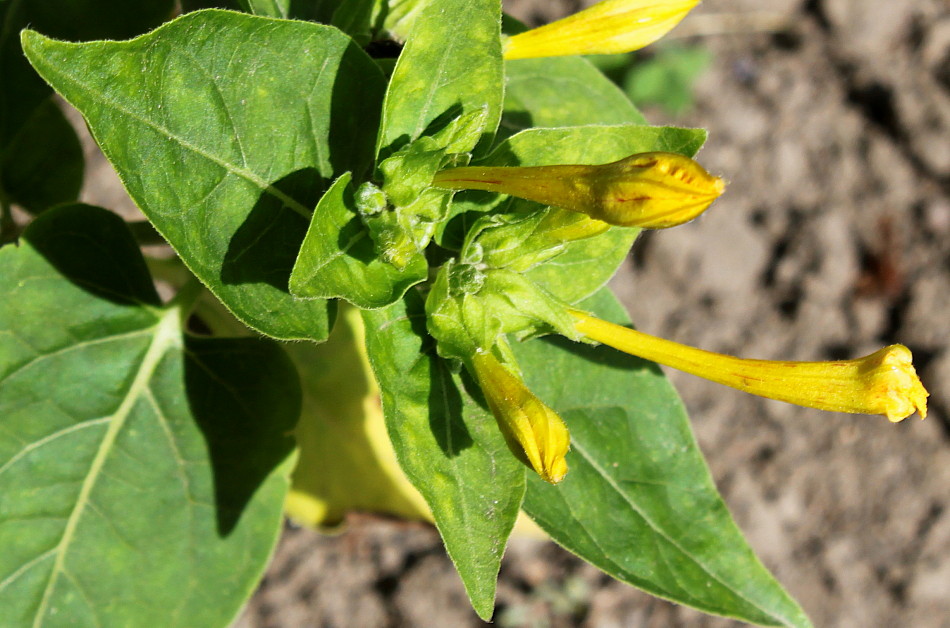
left=25, top=36, right=311, bottom=219
left=32, top=308, right=182, bottom=627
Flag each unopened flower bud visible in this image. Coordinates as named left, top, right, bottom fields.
left=570, top=310, right=929, bottom=422
left=472, top=351, right=570, bottom=483
left=433, top=152, right=725, bottom=228
left=503, top=0, right=700, bottom=60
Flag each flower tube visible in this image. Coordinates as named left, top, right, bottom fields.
left=503, top=0, right=701, bottom=60
left=570, top=310, right=929, bottom=422
left=471, top=350, right=570, bottom=483
left=432, top=152, right=725, bottom=229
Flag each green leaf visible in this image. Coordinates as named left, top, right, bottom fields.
left=514, top=289, right=812, bottom=628
left=377, top=0, right=503, bottom=159
left=446, top=124, right=708, bottom=303
left=0, top=204, right=298, bottom=627
left=330, top=0, right=379, bottom=44
left=498, top=16, right=646, bottom=140
left=284, top=304, right=430, bottom=528
left=362, top=291, right=525, bottom=620
left=180, top=0, right=334, bottom=21
left=381, top=0, right=428, bottom=40
left=242, top=0, right=291, bottom=17
left=289, top=173, right=427, bottom=309
left=22, top=10, right=388, bottom=341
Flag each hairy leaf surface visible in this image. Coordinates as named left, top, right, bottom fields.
left=22, top=10, right=387, bottom=340
left=377, top=0, right=503, bottom=159
left=362, top=292, right=525, bottom=620
left=0, top=205, right=298, bottom=627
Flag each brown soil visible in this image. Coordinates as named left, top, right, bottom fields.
left=79, top=0, right=950, bottom=626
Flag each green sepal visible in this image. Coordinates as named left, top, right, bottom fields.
left=379, top=107, right=488, bottom=207
left=289, top=173, right=427, bottom=309
left=425, top=261, right=579, bottom=362
left=461, top=208, right=608, bottom=273
left=366, top=108, right=490, bottom=268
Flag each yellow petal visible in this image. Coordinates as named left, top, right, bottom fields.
left=503, top=0, right=701, bottom=60
left=472, top=351, right=570, bottom=483
left=570, top=310, right=929, bottom=422
left=432, top=152, right=725, bottom=228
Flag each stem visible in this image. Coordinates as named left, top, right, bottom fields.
left=146, top=254, right=251, bottom=336
left=169, top=276, right=204, bottom=324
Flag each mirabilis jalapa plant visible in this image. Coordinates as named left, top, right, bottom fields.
left=0, top=0, right=928, bottom=625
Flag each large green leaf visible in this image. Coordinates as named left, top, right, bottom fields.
left=514, top=290, right=812, bottom=628
left=362, top=291, right=525, bottom=620
left=445, top=124, right=707, bottom=303
left=377, top=0, right=503, bottom=159
left=0, top=204, right=298, bottom=627
left=502, top=56, right=647, bottom=134
left=22, top=10, right=388, bottom=341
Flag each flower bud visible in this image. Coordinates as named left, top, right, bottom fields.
left=472, top=351, right=570, bottom=483
left=503, top=0, right=701, bottom=60
left=432, top=152, right=725, bottom=228
left=570, top=310, right=929, bottom=422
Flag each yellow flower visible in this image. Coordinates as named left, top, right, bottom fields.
left=569, top=310, right=929, bottom=422
left=432, top=152, right=725, bottom=229
left=503, top=0, right=701, bottom=60
left=471, top=350, right=570, bottom=483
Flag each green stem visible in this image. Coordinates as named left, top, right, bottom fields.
left=170, top=276, right=204, bottom=323
left=146, top=254, right=251, bottom=337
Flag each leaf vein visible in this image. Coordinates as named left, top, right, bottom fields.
left=44, top=65, right=311, bottom=219
left=571, top=440, right=788, bottom=626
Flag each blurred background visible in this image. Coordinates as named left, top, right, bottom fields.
left=70, top=0, right=949, bottom=625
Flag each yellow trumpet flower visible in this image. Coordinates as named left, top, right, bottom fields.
left=503, top=0, right=701, bottom=60
left=432, top=152, right=725, bottom=229
left=471, top=351, right=570, bottom=483
left=570, top=310, right=929, bottom=422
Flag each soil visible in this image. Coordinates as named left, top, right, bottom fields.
left=74, top=0, right=950, bottom=626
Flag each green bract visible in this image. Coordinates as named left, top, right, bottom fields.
left=2, top=2, right=812, bottom=626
